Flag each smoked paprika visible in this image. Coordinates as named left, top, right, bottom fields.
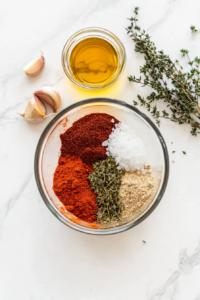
left=60, top=113, right=119, bottom=165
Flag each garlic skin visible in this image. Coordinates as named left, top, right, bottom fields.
left=18, top=95, right=46, bottom=123
left=34, top=86, right=61, bottom=112
left=23, top=52, right=45, bottom=76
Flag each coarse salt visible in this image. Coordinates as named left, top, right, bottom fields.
left=102, top=122, right=149, bottom=173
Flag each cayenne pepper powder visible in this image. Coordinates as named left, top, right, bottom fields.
left=53, top=113, right=119, bottom=223
left=53, top=155, right=98, bottom=222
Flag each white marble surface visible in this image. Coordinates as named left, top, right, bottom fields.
left=1, top=0, right=200, bottom=299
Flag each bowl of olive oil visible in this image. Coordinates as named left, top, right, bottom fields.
left=61, top=28, right=126, bottom=90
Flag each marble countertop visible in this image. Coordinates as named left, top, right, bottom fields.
left=1, top=0, right=200, bottom=299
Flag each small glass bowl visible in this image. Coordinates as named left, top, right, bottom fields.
left=34, top=98, right=169, bottom=235
left=61, top=27, right=126, bottom=90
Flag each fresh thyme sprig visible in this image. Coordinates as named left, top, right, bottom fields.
left=126, top=7, right=200, bottom=136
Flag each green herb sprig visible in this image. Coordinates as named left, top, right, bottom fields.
left=127, top=7, right=200, bottom=136
left=88, top=156, right=124, bottom=223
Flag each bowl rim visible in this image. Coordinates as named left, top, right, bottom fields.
left=34, top=98, right=169, bottom=235
left=61, top=27, right=126, bottom=90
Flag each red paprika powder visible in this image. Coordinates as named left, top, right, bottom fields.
left=53, top=113, right=119, bottom=223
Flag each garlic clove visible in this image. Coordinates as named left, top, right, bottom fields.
left=17, top=95, right=46, bottom=123
left=34, top=96, right=46, bottom=117
left=34, top=86, right=61, bottom=112
left=23, top=52, right=45, bottom=76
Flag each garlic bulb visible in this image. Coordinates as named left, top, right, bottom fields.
left=18, top=95, right=46, bottom=123
left=34, top=86, right=61, bottom=112
left=23, top=52, right=45, bottom=76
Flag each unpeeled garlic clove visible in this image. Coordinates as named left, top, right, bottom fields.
left=34, top=86, right=61, bottom=112
left=17, top=95, right=46, bottom=123
left=23, top=51, right=45, bottom=76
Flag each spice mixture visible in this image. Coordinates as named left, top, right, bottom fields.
left=53, top=112, right=155, bottom=225
left=119, top=171, right=155, bottom=218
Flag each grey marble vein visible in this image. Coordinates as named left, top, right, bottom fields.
left=0, top=7, right=88, bottom=85
left=0, top=0, right=121, bottom=88
left=0, top=174, right=32, bottom=238
left=0, top=76, right=63, bottom=125
left=147, top=0, right=177, bottom=33
left=1, top=0, right=200, bottom=298
left=150, top=242, right=200, bottom=300
left=40, top=75, right=64, bottom=90
left=0, top=99, right=28, bottom=127
left=82, top=0, right=120, bottom=19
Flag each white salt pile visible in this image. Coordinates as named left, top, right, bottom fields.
left=102, top=123, right=149, bottom=173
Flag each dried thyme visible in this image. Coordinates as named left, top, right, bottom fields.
left=88, top=156, right=124, bottom=223
left=190, top=25, right=198, bottom=35
left=126, top=7, right=200, bottom=136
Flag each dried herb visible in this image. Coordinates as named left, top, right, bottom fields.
left=183, top=151, right=186, bottom=154
left=190, top=25, right=198, bottom=34
left=143, top=240, right=146, bottom=243
left=88, top=156, right=125, bottom=223
left=127, top=7, right=200, bottom=136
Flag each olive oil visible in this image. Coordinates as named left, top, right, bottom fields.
left=69, top=37, right=118, bottom=86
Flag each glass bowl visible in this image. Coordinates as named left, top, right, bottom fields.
left=34, top=98, right=169, bottom=235
left=61, top=28, right=126, bottom=90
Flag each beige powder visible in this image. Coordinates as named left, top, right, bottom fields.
left=119, top=171, right=155, bottom=218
